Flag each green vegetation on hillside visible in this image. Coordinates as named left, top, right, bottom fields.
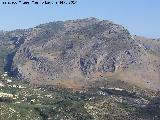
left=0, top=72, right=160, bottom=120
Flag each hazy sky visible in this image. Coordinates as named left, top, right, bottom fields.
left=0, top=0, right=160, bottom=38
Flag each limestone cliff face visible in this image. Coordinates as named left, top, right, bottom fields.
left=1, top=18, right=160, bottom=90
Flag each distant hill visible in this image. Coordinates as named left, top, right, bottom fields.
left=133, top=35, right=160, bottom=55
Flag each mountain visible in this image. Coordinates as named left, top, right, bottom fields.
left=0, top=18, right=159, bottom=91
left=0, top=18, right=160, bottom=120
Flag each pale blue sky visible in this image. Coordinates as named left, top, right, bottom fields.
left=0, top=0, right=160, bottom=38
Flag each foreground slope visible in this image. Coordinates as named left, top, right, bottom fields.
left=0, top=72, right=160, bottom=120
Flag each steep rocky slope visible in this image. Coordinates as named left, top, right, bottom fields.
left=1, top=18, right=160, bottom=90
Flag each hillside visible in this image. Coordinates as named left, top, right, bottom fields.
left=0, top=71, right=160, bottom=120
